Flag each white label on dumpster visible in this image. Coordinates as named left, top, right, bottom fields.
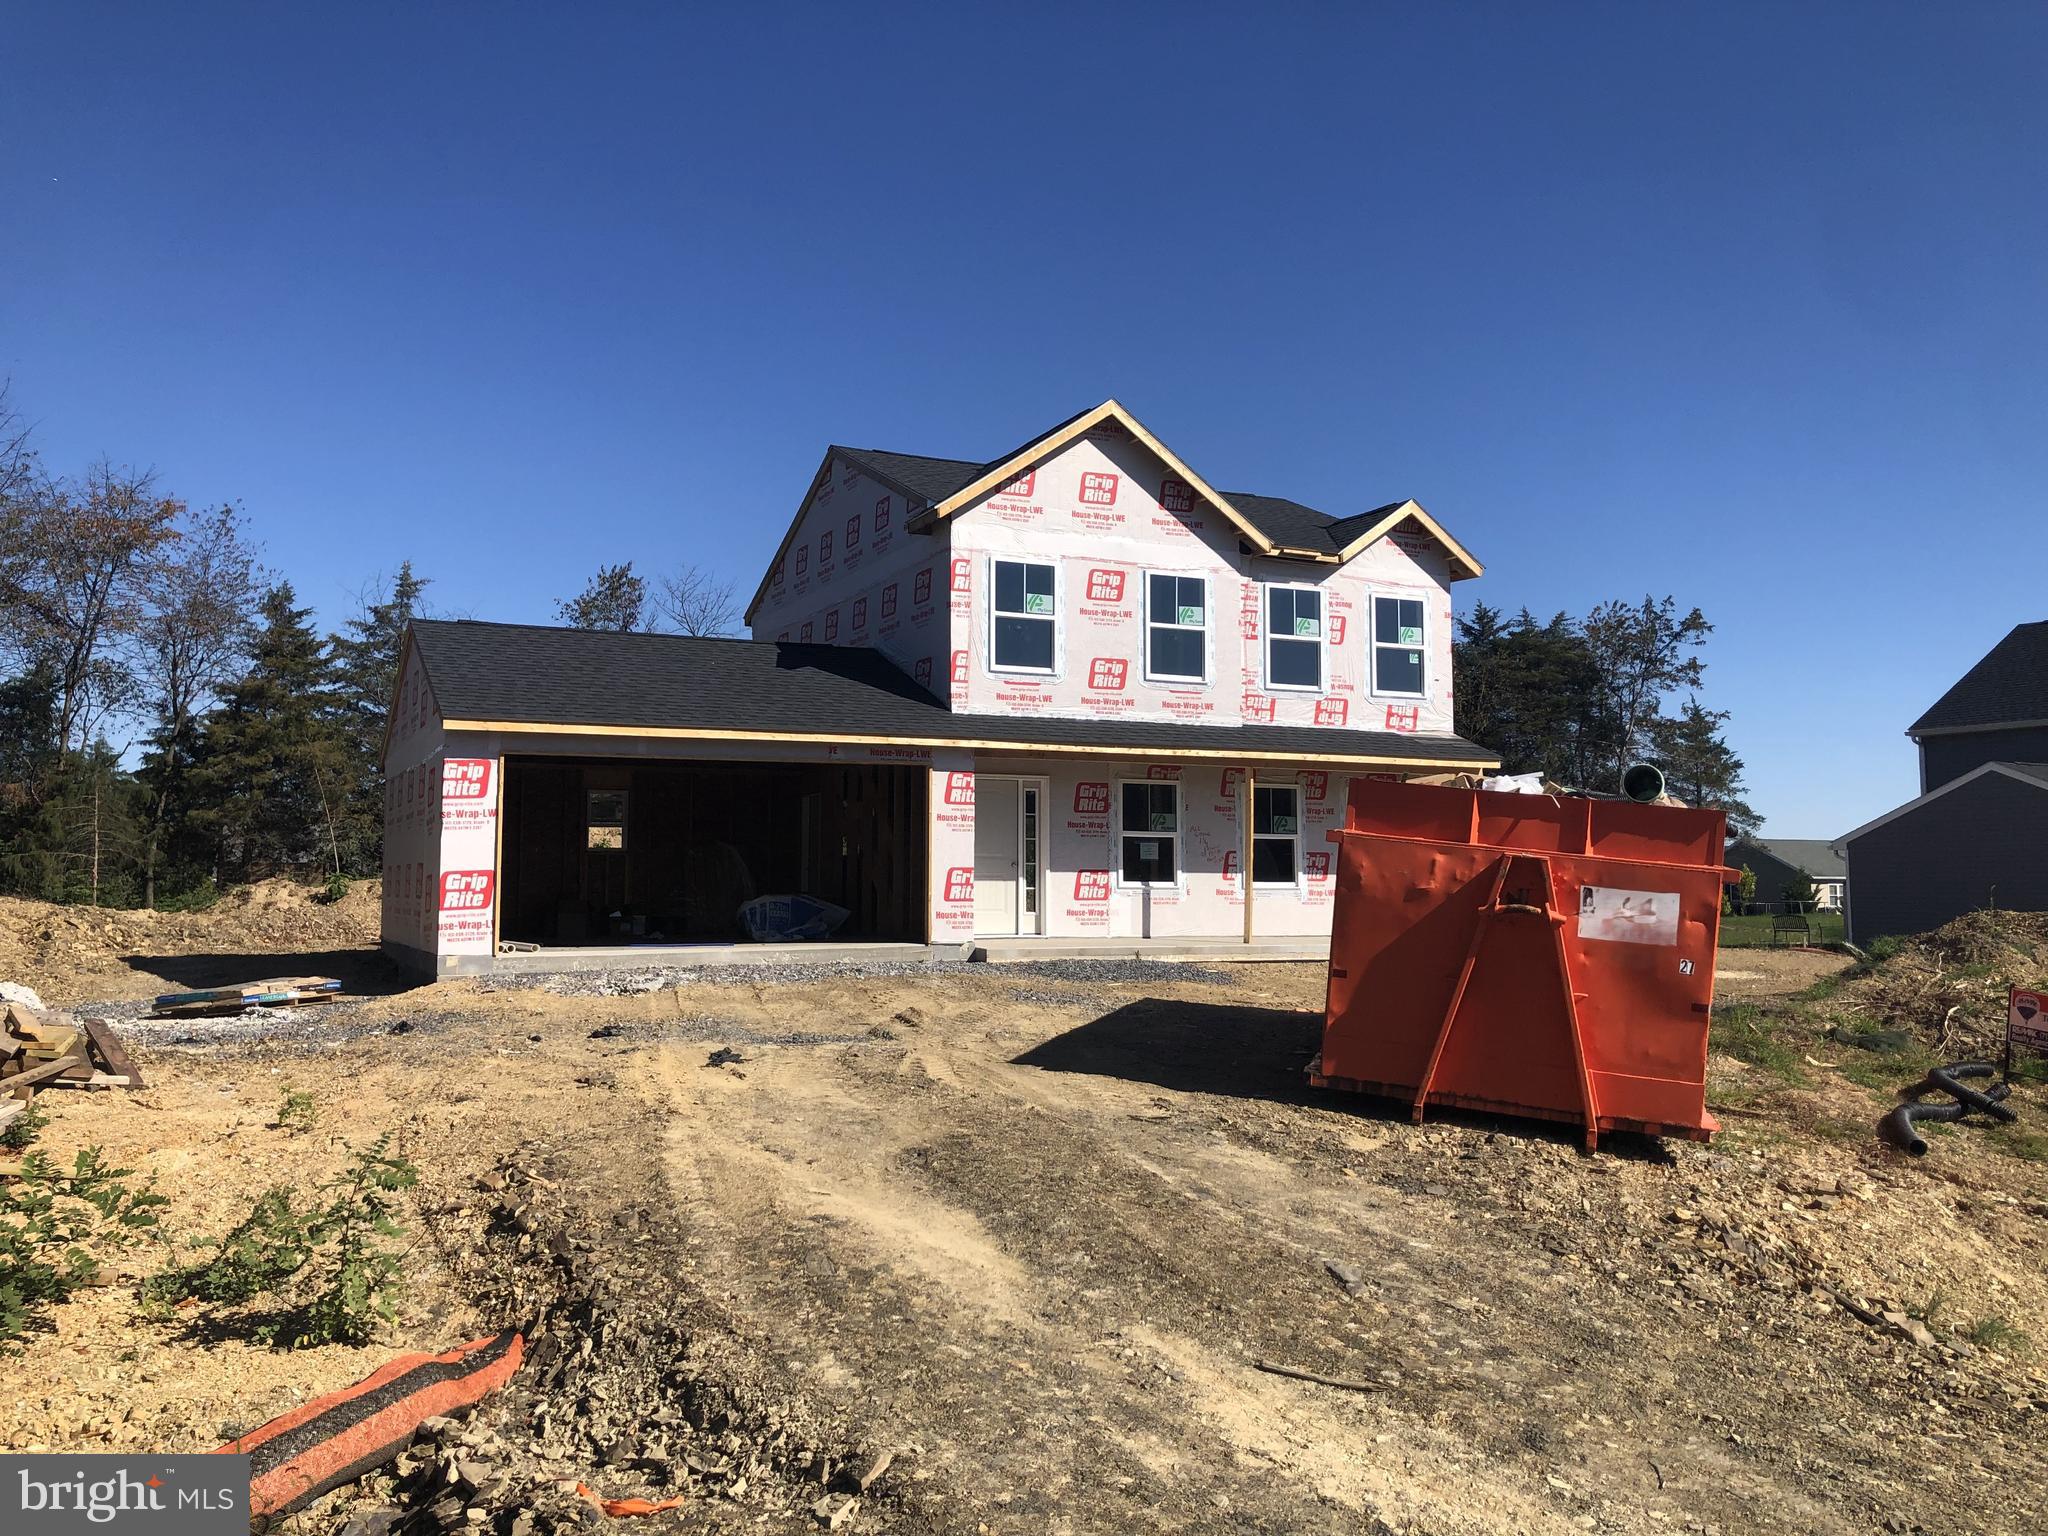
left=1578, top=885, right=1680, bottom=946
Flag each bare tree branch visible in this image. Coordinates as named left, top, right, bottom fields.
left=652, top=564, right=739, bottom=637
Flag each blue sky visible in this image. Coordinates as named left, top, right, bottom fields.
left=3, top=4, right=2042, bottom=836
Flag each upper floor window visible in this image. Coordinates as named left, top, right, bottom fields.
left=1265, top=584, right=1323, bottom=690
left=1373, top=595, right=1426, bottom=696
left=1144, top=574, right=1207, bottom=683
left=992, top=559, right=1057, bottom=673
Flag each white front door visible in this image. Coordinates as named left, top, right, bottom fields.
left=975, top=777, right=1021, bottom=935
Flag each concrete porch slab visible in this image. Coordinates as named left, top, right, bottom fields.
left=968, top=935, right=1328, bottom=964
left=470, top=940, right=969, bottom=976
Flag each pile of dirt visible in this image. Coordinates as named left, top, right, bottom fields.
left=0, top=879, right=382, bottom=1004
left=1840, top=909, right=2048, bottom=1056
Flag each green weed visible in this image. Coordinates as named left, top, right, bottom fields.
left=1711, top=1004, right=1807, bottom=1082
left=0, top=1145, right=168, bottom=1346
left=274, top=1086, right=318, bottom=1135
left=0, top=1101, right=48, bottom=1152
left=1966, top=1316, right=2029, bottom=1354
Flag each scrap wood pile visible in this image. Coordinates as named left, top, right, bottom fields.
left=0, top=984, right=144, bottom=1126
left=149, top=975, right=346, bottom=1017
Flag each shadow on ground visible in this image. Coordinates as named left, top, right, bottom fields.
left=1013, top=997, right=1333, bottom=1105
left=120, top=948, right=421, bottom=998
left=1014, top=996, right=1674, bottom=1160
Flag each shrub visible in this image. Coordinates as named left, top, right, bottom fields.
left=145, top=1135, right=419, bottom=1348
left=0, top=1101, right=48, bottom=1153
left=1, top=1145, right=167, bottom=1346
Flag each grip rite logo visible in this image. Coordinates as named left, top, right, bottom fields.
left=441, top=760, right=492, bottom=800
left=995, top=469, right=1035, bottom=499
left=1078, top=471, right=1119, bottom=507
left=1159, top=477, right=1194, bottom=515
left=943, top=772, right=975, bottom=807
left=1315, top=698, right=1350, bottom=727
left=1087, top=657, right=1127, bottom=691
left=1074, top=869, right=1111, bottom=903
left=844, top=514, right=860, bottom=547
left=949, top=558, right=971, bottom=593
left=1085, top=568, right=1125, bottom=603
left=1073, top=782, right=1110, bottom=816
left=881, top=583, right=898, bottom=619
left=439, top=871, right=495, bottom=912
left=875, top=495, right=891, bottom=530
left=913, top=569, right=933, bottom=605
left=943, top=866, right=974, bottom=903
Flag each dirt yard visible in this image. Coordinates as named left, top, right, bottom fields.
left=3, top=887, right=2045, bottom=1536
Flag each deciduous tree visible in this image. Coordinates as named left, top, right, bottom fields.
left=557, top=563, right=645, bottom=631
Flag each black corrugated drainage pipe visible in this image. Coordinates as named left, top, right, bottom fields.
left=1878, top=1061, right=2013, bottom=1157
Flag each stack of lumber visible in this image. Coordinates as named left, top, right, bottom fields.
left=149, top=976, right=345, bottom=1016
left=2, top=995, right=143, bottom=1128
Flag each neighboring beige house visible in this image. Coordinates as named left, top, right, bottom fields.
left=380, top=399, right=1497, bottom=975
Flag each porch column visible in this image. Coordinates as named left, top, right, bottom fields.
left=1242, top=762, right=1256, bottom=945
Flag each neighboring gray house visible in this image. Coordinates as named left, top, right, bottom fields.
left=1725, top=838, right=1846, bottom=912
left=1840, top=621, right=2048, bottom=942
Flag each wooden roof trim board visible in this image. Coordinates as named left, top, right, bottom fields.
left=1331, top=499, right=1485, bottom=581
left=911, top=399, right=1281, bottom=557
left=441, top=717, right=1499, bottom=770
left=742, top=446, right=844, bottom=625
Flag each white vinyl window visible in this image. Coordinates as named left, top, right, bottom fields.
left=1265, top=584, right=1323, bottom=690
left=1252, top=786, right=1300, bottom=885
left=1372, top=594, right=1427, bottom=697
left=1144, top=573, right=1207, bottom=682
left=991, top=559, right=1057, bottom=673
left=1119, top=780, right=1180, bottom=886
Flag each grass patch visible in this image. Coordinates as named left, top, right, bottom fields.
left=1711, top=1003, right=1808, bottom=1083
left=1986, top=1122, right=2048, bottom=1162
left=1720, top=913, right=1846, bottom=949
left=1966, top=1316, right=2030, bottom=1354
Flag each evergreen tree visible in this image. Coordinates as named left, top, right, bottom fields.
left=557, top=562, right=645, bottom=631
left=185, top=584, right=350, bottom=882
left=1453, top=607, right=1613, bottom=787
left=329, top=563, right=429, bottom=872
left=0, top=665, right=63, bottom=896
left=1650, top=697, right=1760, bottom=837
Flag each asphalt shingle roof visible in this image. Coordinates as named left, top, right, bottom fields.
left=1909, top=621, right=2048, bottom=733
left=1730, top=837, right=1847, bottom=881
left=408, top=620, right=1495, bottom=766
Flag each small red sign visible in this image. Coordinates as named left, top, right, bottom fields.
left=439, top=870, right=495, bottom=912
left=1383, top=703, right=1418, bottom=733
left=443, top=759, right=492, bottom=800
left=875, top=496, right=891, bottom=530
left=1074, top=869, right=1111, bottom=903
left=1316, top=698, right=1351, bottom=727
left=1088, top=657, right=1128, bottom=691
left=1220, top=767, right=1241, bottom=799
left=881, top=583, right=899, bottom=619
left=1244, top=693, right=1276, bottom=722
left=913, top=569, right=933, bottom=605
left=944, top=771, right=975, bottom=807
left=799, top=621, right=813, bottom=642
left=1086, top=568, right=1126, bottom=603
left=1305, top=851, right=1331, bottom=881
left=1160, top=477, right=1194, bottom=515
left=851, top=597, right=868, bottom=631
left=845, top=514, right=861, bottom=547
left=913, top=657, right=933, bottom=687
left=1145, top=764, right=1181, bottom=780
left=996, top=469, right=1036, bottom=499
left=1074, top=782, right=1110, bottom=815
left=1301, top=771, right=1329, bottom=802
left=823, top=609, right=840, bottom=641
left=950, top=650, right=969, bottom=685
left=1078, top=471, right=1119, bottom=507
left=820, top=530, right=834, bottom=562
left=1329, top=616, right=1347, bottom=645
left=950, top=558, right=971, bottom=593
left=943, top=866, right=974, bottom=904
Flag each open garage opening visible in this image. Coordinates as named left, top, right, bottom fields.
left=499, top=755, right=929, bottom=948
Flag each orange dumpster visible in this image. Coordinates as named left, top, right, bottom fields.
left=1310, top=777, right=1734, bottom=1148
